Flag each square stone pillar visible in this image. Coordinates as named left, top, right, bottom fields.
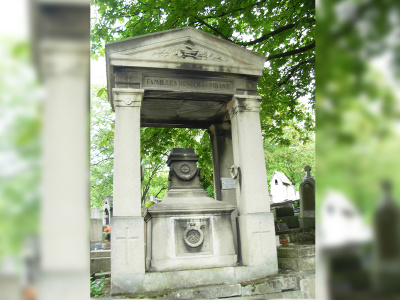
left=111, top=88, right=145, bottom=294
left=209, top=123, right=238, bottom=253
left=227, top=95, right=278, bottom=272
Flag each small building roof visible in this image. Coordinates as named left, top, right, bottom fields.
left=272, top=171, right=292, bottom=185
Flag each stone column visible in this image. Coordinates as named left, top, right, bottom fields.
left=227, top=95, right=278, bottom=272
left=209, top=123, right=238, bottom=253
left=111, top=88, right=145, bottom=294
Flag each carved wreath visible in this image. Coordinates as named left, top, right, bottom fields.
left=169, top=162, right=199, bottom=182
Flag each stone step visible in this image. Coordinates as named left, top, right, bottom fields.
left=90, top=257, right=111, bottom=274
left=90, top=250, right=111, bottom=258
left=105, top=270, right=314, bottom=299
left=277, top=245, right=315, bottom=272
left=277, top=228, right=315, bottom=244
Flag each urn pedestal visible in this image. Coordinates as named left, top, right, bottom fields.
left=145, top=149, right=237, bottom=271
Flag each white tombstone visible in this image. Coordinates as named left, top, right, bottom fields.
left=90, top=208, right=103, bottom=246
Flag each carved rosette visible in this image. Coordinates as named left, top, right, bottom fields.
left=227, top=95, right=262, bottom=119
left=112, top=88, right=144, bottom=108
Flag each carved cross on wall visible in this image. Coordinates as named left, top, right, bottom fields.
left=116, top=227, right=138, bottom=264
left=253, top=221, right=270, bottom=255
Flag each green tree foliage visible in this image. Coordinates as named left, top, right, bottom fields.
left=91, top=0, right=315, bottom=144
left=90, top=0, right=316, bottom=206
left=264, top=128, right=314, bottom=189
left=0, top=39, right=40, bottom=257
left=91, top=85, right=115, bottom=208
left=317, top=0, right=400, bottom=221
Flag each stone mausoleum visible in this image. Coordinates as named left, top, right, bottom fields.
left=106, top=27, right=278, bottom=295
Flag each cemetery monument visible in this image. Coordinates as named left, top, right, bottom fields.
left=106, top=27, right=278, bottom=295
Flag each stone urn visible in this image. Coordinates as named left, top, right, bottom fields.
left=145, top=148, right=237, bottom=271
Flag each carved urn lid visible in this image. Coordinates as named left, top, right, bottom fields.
left=167, top=148, right=199, bottom=166
left=146, top=147, right=235, bottom=216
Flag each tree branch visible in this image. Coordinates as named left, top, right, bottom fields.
left=192, top=17, right=231, bottom=41
left=266, top=41, right=315, bottom=61
left=239, top=24, right=295, bottom=46
left=276, top=59, right=313, bottom=87
left=91, top=156, right=114, bottom=166
left=155, top=187, right=167, bottom=198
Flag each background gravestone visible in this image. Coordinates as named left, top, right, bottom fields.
left=275, top=206, right=299, bottom=229
left=90, top=208, right=103, bottom=248
left=299, top=166, right=315, bottom=228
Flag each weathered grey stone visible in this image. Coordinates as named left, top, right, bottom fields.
left=165, top=289, right=194, bottom=298
left=90, top=218, right=103, bottom=244
left=300, top=276, right=315, bottom=299
left=277, top=245, right=315, bottom=258
left=278, top=257, right=315, bottom=272
left=209, top=123, right=238, bottom=253
left=90, top=257, right=110, bottom=274
left=193, top=284, right=241, bottom=298
left=147, top=148, right=237, bottom=272
left=90, top=250, right=111, bottom=258
left=267, top=290, right=303, bottom=298
left=0, top=275, right=20, bottom=300
left=286, top=228, right=315, bottom=244
left=237, top=213, right=278, bottom=269
left=111, top=216, right=145, bottom=284
left=91, top=208, right=100, bottom=219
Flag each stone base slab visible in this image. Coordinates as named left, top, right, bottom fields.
left=111, top=269, right=314, bottom=298
left=237, top=212, right=278, bottom=267
left=111, top=264, right=278, bottom=295
left=150, top=254, right=237, bottom=271
left=90, top=257, right=111, bottom=274
left=111, top=217, right=145, bottom=276
left=277, top=245, right=315, bottom=272
left=91, top=250, right=111, bottom=274
left=90, top=250, right=111, bottom=258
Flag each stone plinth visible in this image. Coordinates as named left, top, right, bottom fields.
left=146, top=149, right=237, bottom=272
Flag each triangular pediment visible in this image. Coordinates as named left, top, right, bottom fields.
left=106, top=27, right=265, bottom=76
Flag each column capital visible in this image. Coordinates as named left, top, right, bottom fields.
left=112, top=88, right=144, bottom=108
left=227, top=94, right=262, bottom=119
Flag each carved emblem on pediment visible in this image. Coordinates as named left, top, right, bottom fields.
left=156, top=41, right=227, bottom=62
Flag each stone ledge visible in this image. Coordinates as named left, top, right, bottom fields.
left=108, top=270, right=314, bottom=299
left=90, top=250, right=111, bottom=258
left=277, top=245, right=315, bottom=258
left=278, top=257, right=315, bottom=272
left=111, top=264, right=278, bottom=295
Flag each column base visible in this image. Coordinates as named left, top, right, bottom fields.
left=237, top=212, right=278, bottom=270
left=111, top=217, right=145, bottom=277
